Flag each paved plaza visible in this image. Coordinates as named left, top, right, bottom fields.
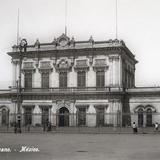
left=0, top=133, right=160, bottom=160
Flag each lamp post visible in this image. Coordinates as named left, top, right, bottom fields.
left=16, top=38, right=27, bottom=133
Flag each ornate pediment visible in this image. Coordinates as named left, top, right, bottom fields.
left=55, top=58, right=71, bottom=72
left=56, top=34, right=70, bottom=47
left=56, top=100, right=72, bottom=112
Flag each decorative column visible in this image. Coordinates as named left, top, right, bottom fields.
left=109, top=57, right=113, bottom=86
left=34, top=60, right=41, bottom=88
left=70, top=100, right=76, bottom=126
left=51, top=101, right=56, bottom=126
left=119, top=56, right=122, bottom=87
left=87, top=104, right=96, bottom=127
left=115, top=56, right=120, bottom=87
left=68, top=57, right=76, bottom=87
left=87, top=56, right=95, bottom=87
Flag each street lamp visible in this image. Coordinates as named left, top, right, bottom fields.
left=16, top=38, right=27, bottom=133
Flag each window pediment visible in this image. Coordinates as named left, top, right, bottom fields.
left=39, top=105, right=52, bottom=109
left=22, top=62, right=35, bottom=72
left=39, top=61, right=53, bottom=72
left=93, top=59, right=108, bottom=71
left=40, top=61, right=52, bottom=69
left=74, top=60, right=89, bottom=71
left=76, top=105, right=89, bottom=110
left=56, top=59, right=71, bottom=72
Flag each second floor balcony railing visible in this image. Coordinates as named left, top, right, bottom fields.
left=21, top=87, right=123, bottom=93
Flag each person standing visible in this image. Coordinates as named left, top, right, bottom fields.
left=132, top=122, right=138, bottom=134
left=154, top=122, right=159, bottom=131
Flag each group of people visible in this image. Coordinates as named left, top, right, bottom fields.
left=132, top=122, right=159, bottom=134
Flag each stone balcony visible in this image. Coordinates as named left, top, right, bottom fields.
left=20, top=87, right=123, bottom=94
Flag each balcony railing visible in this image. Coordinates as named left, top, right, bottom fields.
left=21, top=87, right=123, bottom=93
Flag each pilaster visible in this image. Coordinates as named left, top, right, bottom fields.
left=87, top=104, right=96, bottom=127
left=87, top=66, right=95, bottom=87
left=109, top=55, right=120, bottom=87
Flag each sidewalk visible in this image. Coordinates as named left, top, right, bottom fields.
left=0, top=126, right=159, bottom=134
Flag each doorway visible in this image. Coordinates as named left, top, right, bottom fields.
left=146, top=108, right=152, bottom=127
left=58, top=107, right=69, bottom=127
left=2, top=108, right=8, bottom=126
left=138, top=108, right=143, bottom=127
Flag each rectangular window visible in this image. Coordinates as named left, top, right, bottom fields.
left=24, top=107, right=32, bottom=126
left=59, top=72, right=67, bottom=88
left=96, top=107, right=104, bottom=126
left=41, top=72, right=49, bottom=88
left=41, top=107, right=49, bottom=126
left=24, top=72, right=32, bottom=89
left=96, top=71, right=105, bottom=87
left=77, top=71, right=86, bottom=88
left=78, top=108, right=86, bottom=126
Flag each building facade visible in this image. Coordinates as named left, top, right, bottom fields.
left=0, top=33, right=159, bottom=128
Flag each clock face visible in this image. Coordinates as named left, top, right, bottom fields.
left=59, top=38, right=68, bottom=47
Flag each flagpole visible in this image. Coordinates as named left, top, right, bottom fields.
left=17, top=8, right=20, bottom=45
left=65, top=0, right=67, bottom=35
left=116, top=0, right=118, bottom=39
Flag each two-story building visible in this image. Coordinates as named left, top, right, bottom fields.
left=0, top=33, right=159, bottom=128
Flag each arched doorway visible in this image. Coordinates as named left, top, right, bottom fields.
left=1, top=108, right=8, bottom=126
left=146, top=108, right=152, bottom=127
left=58, top=107, right=69, bottom=127
left=138, top=108, right=143, bottom=127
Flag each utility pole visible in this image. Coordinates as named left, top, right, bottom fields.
left=16, top=38, right=27, bottom=133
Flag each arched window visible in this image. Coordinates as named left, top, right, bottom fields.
left=146, top=108, right=152, bottom=127
left=138, top=108, right=143, bottom=127
left=2, top=108, right=7, bottom=126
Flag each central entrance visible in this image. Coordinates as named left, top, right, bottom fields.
left=58, top=107, right=69, bottom=127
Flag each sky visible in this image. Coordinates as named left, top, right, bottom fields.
left=0, top=0, right=160, bottom=88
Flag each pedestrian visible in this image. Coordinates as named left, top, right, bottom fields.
left=14, top=122, right=17, bottom=133
left=132, top=122, right=138, bottom=134
left=154, top=122, right=159, bottom=131
left=47, top=122, right=52, bottom=131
